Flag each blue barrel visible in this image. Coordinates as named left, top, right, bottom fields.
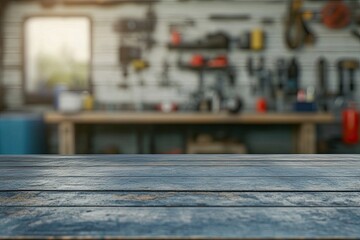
left=0, top=113, right=45, bottom=154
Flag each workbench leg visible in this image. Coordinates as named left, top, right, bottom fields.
left=297, top=123, right=316, bottom=154
left=59, top=121, right=75, bottom=155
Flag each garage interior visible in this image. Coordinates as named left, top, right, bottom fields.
left=1, top=1, right=360, bottom=239
left=0, top=0, right=359, bottom=155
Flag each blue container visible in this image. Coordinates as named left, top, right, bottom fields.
left=293, top=102, right=317, bottom=112
left=0, top=113, right=45, bottom=154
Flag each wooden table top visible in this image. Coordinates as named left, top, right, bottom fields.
left=1, top=154, right=360, bottom=239
left=44, top=112, right=335, bottom=124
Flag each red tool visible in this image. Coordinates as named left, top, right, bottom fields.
left=191, top=54, right=205, bottom=67
left=322, top=0, right=351, bottom=29
left=342, top=103, right=359, bottom=145
left=207, top=55, right=228, bottom=68
left=171, top=31, right=181, bottom=45
left=256, top=98, right=267, bottom=113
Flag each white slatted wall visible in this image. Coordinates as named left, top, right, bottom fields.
left=2, top=0, right=360, bottom=109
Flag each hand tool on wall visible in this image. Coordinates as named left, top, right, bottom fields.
left=286, top=57, right=300, bottom=95
left=179, top=54, right=240, bottom=113
left=247, top=57, right=274, bottom=112
left=285, top=0, right=316, bottom=50
left=169, top=19, right=195, bottom=46
left=317, top=57, right=329, bottom=111
left=209, top=13, right=274, bottom=26
left=209, top=14, right=251, bottom=21
left=168, top=31, right=231, bottom=50
left=159, top=60, right=171, bottom=87
left=114, top=18, right=151, bottom=33
left=350, top=1, right=360, bottom=43
left=322, top=0, right=351, bottom=29
left=114, top=4, right=157, bottom=49
left=118, top=46, right=142, bottom=89
left=225, top=67, right=243, bottom=114
left=246, top=57, right=256, bottom=94
left=275, top=58, right=287, bottom=112
left=352, top=29, right=360, bottom=42
left=337, top=59, right=360, bottom=101
left=239, top=28, right=266, bottom=51
left=276, top=58, right=287, bottom=90
left=132, top=59, right=150, bottom=86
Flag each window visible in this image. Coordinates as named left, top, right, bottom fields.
left=23, top=16, right=91, bottom=104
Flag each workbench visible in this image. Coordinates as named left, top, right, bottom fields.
left=1, top=154, right=360, bottom=239
left=44, top=112, right=335, bottom=154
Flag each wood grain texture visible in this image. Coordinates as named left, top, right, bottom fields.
left=1, top=154, right=360, bottom=239
left=44, top=112, right=335, bottom=124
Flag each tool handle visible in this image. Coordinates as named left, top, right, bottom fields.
left=349, top=69, right=355, bottom=93
left=337, top=62, right=345, bottom=96
left=246, top=57, right=254, bottom=76
left=351, top=29, right=360, bottom=42
left=276, top=59, right=286, bottom=90
left=317, top=58, right=328, bottom=95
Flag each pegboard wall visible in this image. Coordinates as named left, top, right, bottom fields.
left=2, top=0, right=360, bottom=110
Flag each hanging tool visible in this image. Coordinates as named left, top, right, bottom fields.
left=337, top=59, right=360, bottom=100
left=352, top=29, right=360, bottom=42
left=247, top=57, right=257, bottom=94
left=317, top=57, right=329, bottom=111
left=169, top=19, right=195, bottom=46
left=276, top=58, right=287, bottom=92
left=275, top=58, right=287, bottom=112
left=285, top=0, right=316, bottom=50
left=209, top=14, right=251, bottom=21
left=118, top=46, right=142, bottom=89
left=132, top=59, right=150, bottom=87
left=225, top=67, right=243, bottom=114
left=114, top=4, right=157, bottom=49
left=159, top=60, right=171, bottom=87
left=286, top=57, right=300, bottom=95
left=239, top=28, right=266, bottom=51
left=169, top=31, right=231, bottom=50
left=322, top=0, right=351, bottom=29
left=247, top=57, right=273, bottom=112
left=350, top=1, right=360, bottom=43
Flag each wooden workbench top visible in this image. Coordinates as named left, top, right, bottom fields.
left=1, top=154, right=360, bottom=239
left=44, top=111, right=335, bottom=124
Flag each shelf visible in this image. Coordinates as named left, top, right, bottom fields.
left=168, top=43, right=229, bottom=50
left=178, top=63, right=232, bottom=72
left=44, top=112, right=335, bottom=125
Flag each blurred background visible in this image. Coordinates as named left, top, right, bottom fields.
left=0, top=0, right=359, bottom=155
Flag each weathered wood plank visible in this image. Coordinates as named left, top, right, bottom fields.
left=1, top=165, right=360, bottom=177
left=1, top=207, right=360, bottom=238
left=2, top=155, right=360, bottom=239
left=0, top=154, right=360, bottom=162
left=1, top=192, right=360, bottom=207
left=2, top=159, right=360, bottom=167
left=1, top=176, right=360, bottom=191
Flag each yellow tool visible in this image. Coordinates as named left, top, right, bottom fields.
left=132, top=59, right=150, bottom=72
left=251, top=28, right=264, bottom=51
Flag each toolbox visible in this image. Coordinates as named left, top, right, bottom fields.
left=0, top=113, right=45, bottom=154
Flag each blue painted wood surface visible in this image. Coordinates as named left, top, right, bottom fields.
left=1, top=155, right=360, bottom=239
